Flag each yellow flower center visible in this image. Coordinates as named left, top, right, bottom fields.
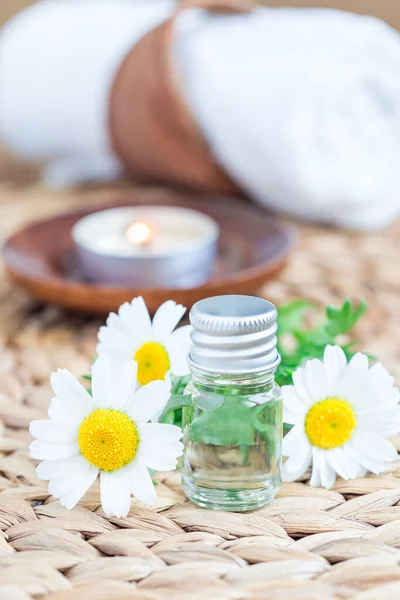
left=305, top=398, right=356, bottom=449
left=134, top=341, right=171, bottom=386
left=78, top=409, right=139, bottom=472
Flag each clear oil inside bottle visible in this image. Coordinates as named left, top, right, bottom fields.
left=182, top=371, right=282, bottom=511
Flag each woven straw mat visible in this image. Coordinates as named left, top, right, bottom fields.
left=0, top=184, right=399, bottom=600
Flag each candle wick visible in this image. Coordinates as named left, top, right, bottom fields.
left=126, top=221, right=153, bottom=247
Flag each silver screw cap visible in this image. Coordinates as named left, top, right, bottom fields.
left=188, top=295, right=280, bottom=375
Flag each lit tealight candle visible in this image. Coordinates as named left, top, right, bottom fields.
left=126, top=221, right=154, bottom=247
left=72, top=206, right=220, bottom=288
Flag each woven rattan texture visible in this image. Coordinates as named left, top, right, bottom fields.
left=0, top=185, right=400, bottom=600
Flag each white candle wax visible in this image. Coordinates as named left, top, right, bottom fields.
left=72, top=206, right=220, bottom=288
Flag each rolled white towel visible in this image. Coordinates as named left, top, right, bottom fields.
left=0, top=0, right=175, bottom=186
left=1, top=1, right=400, bottom=229
left=174, top=7, right=400, bottom=229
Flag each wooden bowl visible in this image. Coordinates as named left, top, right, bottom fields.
left=3, top=194, right=294, bottom=314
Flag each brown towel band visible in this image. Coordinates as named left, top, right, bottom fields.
left=109, top=0, right=254, bottom=194
left=179, top=0, right=255, bottom=13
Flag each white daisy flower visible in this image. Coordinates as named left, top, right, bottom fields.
left=282, top=345, right=400, bottom=489
left=29, top=355, right=183, bottom=517
left=97, top=297, right=192, bottom=388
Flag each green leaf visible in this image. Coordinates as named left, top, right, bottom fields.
left=276, top=299, right=368, bottom=390
left=190, top=396, right=256, bottom=446
left=240, top=445, right=249, bottom=465
left=277, top=300, right=315, bottom=334
left=170, top=375, right=191, bottom=396
left=193, top=392, right=224, bottom=412
left=159, top=394, right=193, bottom=423
left=324, top=299, right=367, bottom=337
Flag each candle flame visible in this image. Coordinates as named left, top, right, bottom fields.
left=126, top=221, right=153, bottom=246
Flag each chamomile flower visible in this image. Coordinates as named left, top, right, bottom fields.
left=97, top=297, right=192, bottom=387
left=282, top=345, right=400, bottom=489
left=29, top=355, right=183, bottom=517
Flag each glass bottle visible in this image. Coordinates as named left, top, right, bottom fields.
left=182, top=295, right=282, bottom=512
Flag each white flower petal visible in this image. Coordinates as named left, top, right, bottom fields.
left=323, top=345, right=347, bottom=395
left=36, top=460, right=63, bottom=481
left=166, top=325, right=192, bottom=376
left=138, top=422, right=183, bottom=444
left=348, top=353, right=369, bottom=373
left=151, top=371, right=172, bottom=424
left=347, top=448, right=386, bottom=475
left=291, top=368, right=314, bottom=407
left=319, top=460, right=336, bottom=489
left=48, top=397, right=87, bottom=427
left=358, top=399, right=400, bottom=418
left=137, top=455, right=180, bottom=473
left=91, top=355, right=137, bottom=410
left=327, top=447, right=359, bottom=480
left=309, top=450, right=322, bottom=487
left=363, top=381, right=400, bottom=413
left=303, top=358, right=329, bottom=403
left=367, top=363, right=396, bottom=403
left=337, top=353, right=369, bottom=407
left=51, top=369, right=93, bottom=407
left=97, top=326, right=134, bottom=359
left=352, top=430, right=398, bottom=463
left=346, top=433, right=394, bottom=475
left=282, top=407, right=302, bottom=426
left=357, top=406, right=400, bottom=437
left=119, top=297, right=152, bottom=344
left=90, top=355, right=111, bottom=409
left=152, top=301, right=186, bottom=343
left=282, top=424, right=308, bottom=457
left=97, top=297, right=153, bottom=358
left=137, top=423, right=183, bottom=471
left=29, top=440, right=80, bottom=461
left=282, top=442, right=312, bottom=477
left=105, top=312, right=140, bottom=341
left=355, top=464, right=368, bottom=478
left=281, top=458, right=311, bottom=483
left=48, top=454, right=92, bottom=498
left=282, top=387, right=309, bottom=420
left=59, top=465, right=99, bottom=510
left=100, top=468, right=132, bottom=518
left=50, top=370, right=93, bottom=423
left=129, top=460, right=157, bottom=505
left=36, top=455, right=86, bottom=481
left=382, top=387, right=400, bottom=408
left=310, top=448, right=336, bottom=489
left=105, top=311, right=125, bottom=332
left=30, top=420, right=78, bottom=443
left=126, top=381, right=171, bottom=423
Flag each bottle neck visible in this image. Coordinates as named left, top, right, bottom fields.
left=190, top=366, right=276, bottom=393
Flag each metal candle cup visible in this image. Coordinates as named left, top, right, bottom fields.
left=72, top=206, right=220, bottom=288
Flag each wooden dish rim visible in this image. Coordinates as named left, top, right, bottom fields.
left=3, top=199, right=295, bottom=313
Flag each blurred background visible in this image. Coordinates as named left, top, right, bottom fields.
left=2, top=0, right=400, bottom=26
left=0, top=0, right=39, bottom=184
left=1, top=0, right=400, bottom=187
